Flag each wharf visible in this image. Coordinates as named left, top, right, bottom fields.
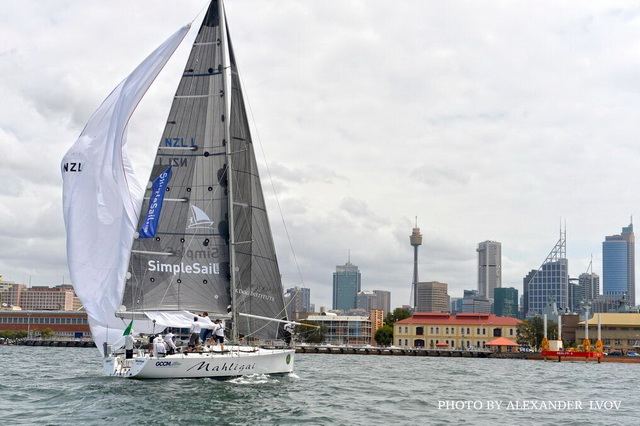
left=18, top=339, right=96, bottom=348
left=295, top=345, right=504, bottom=358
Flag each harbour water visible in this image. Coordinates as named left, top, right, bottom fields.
left=1, top=346, right=638, bottom=425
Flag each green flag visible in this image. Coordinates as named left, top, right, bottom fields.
left=123, top=320, right=133, bottom=336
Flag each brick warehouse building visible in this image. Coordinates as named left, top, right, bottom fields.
left=0, top=311, right=91, bottom=339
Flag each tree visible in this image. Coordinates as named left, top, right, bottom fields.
left=296, top=321, right=326, bottom=344
left=374, top=325, right=393, bottom=346
left=40, top=328, right=55, bottom=340
left=0, top=330, right=28, bottom=343
left=516, top=317, right=558, bottom=350
left=384, top=308, right=411, bottom=327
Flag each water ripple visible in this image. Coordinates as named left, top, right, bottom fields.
left=1, top=347, right=638, bottom=425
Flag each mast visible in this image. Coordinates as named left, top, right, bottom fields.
left=220, top=0, right=239, bottom=342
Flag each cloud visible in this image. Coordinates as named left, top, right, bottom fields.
left=3, top=0, right=640, bottom=310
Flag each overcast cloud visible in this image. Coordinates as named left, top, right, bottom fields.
left=2, top=1, right=640, bottom=310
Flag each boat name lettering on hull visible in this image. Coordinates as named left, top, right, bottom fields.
left=186, top=361, right=256, bottom=373
left=148, top=260, right=219, bottom=275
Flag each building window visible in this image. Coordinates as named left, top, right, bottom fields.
left=477, top=328, right=480, bottom=335
left=430, top=327, right=434, bottom=333
left=398, top=339, right=402, bottom=346
left=436, top=327, right=439, bottom=334
left=416, top=327, right=424, bottom=335
left=446, top=327, right=449, bottom=334
left=405, top=339, right=408, bottom=346
left=466, top=328, right=470, bottom=335
left=483, top=328, right=486, bottom=335
left=509, top=328, right=514, bottom=336
left=405, top=326, right=408, bottom=333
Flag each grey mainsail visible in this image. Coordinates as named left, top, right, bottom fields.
left=122, top=0, right=287, bottom=341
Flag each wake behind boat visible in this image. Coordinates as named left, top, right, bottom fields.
left=62, top=0, right=296, bottom=379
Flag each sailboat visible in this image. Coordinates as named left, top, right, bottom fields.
left=61, top=0, right=296, bottom=379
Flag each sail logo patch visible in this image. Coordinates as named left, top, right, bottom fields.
left=139, top=167, right=172, bottom=238
left=148, top=260, right=219, bottom=275
left=187, top=205, right=214, bottom=229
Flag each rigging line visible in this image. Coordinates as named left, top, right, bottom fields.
left=190, top=1, right=211, bottom=26
left=236, top=67, right=305, bottom=290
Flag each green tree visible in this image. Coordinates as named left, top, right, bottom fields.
left=296, top=321, right=326, bottom=344
left=374, top=325, right=393, bottom=346
left=0, top=330, right=28, bottom=343
left=516, top=317, right=558, bottom=350
left=40, top=328, right=55, bottom=340
left=384, top=308, right=411, bottom=327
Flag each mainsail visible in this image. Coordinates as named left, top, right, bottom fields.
left=120, top=1, right=288, bottom=341
left=61, top=26, right=191, bottom=349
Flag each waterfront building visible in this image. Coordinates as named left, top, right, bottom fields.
left=394, top=313, right=520, bottom=348
left=305, top=312, right=372, bottom=345
left=415, top=281, right=450, bottom=313
left=577, top=313, right=640, bottom=353
left=284, top=286, right=311, bottom=320
left=578, top=272, right=600, bottom=302
left=494, top=287, right=519, bottom=318
left=526, top=230, right=568, bottom=315
left=603, top=223, right=635, bottom=305
left=332, top=260, right=361, bottom=311
left=461, top=289, right=491, bottom=314
left=477, top=241, right=501, bottom=298
left=0, top=310, right=91, bottom=339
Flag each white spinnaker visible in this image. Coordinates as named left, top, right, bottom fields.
left=62, top=25, right=190, bottom=352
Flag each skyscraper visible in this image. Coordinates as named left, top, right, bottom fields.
left=494, top=287, right=519, bottom=318
left=477, top=241, right=502, bottom=299
left=332, top=260, right=361, bottom=311
left=410, top=221, right=423, bottom=309
left=461, top=289, right=491, bottom=314
left=526, top=229, right=568, bottom=315
left=578, top=272, right=599, bottom=302
left=415, top=281, right=450, bottom=313
left=603, top=222, right=635, bottom=305
left=373, top=290, right=391, bottom=316
left=284, top=286, right=311, bottom=319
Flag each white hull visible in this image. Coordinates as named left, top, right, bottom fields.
left=104, top=346, right=294, bottom=379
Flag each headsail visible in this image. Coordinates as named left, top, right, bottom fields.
left=61, top=25, right=191, bottom=350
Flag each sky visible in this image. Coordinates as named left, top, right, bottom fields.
left=2, top=0, right=640, bottom=311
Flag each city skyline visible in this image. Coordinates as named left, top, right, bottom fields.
left=3, top=1, right=640, bottom=311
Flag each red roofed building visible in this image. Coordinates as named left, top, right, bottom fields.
left=394, top=313, right=521, bottom=349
